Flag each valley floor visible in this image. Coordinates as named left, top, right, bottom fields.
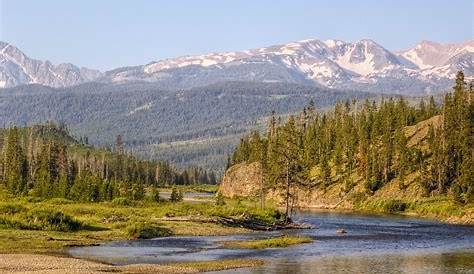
left=0, top=195, right=275, bottom=273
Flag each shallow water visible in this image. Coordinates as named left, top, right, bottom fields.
left=69, top=210, right=474, bottom=273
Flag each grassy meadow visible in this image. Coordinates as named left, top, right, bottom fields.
left=0, top=186, right=282, bottom=253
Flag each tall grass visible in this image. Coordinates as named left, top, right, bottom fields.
left=0, top=202, right=82, bottom=232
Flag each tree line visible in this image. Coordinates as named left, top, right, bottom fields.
left=0, top=124, right=217, bottom=202
left=229, top=71, right=473, bottom=222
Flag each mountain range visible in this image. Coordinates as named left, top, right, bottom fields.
left=0, top=38, right=472, bottom=172
left=0, top=41, right=101, bottom=88
left=1, top=39, right=472, bottom=94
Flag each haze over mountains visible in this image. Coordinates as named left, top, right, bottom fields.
left=1, top=39, right=472, bottom=94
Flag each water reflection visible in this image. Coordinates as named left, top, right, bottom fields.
left=222, top=252, right=474, bottom=274
left=69, top=211, right=474, bottom=274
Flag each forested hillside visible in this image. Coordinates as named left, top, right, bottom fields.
left=0, top=123, right=216, bottom=201
left=227, top=72, right=473, bottom=220
left=0, top=81, right=373, bottom=173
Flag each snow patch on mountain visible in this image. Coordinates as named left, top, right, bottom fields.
left=0, top=41, right=102, bottom=88
left=1, top=38, right=472, bottom=94
left=397, top=40, right=474, bottom=70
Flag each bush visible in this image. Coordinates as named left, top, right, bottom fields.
left=170, top=187, right=183, bottom=202
left=149, top=187, right=160, bottom=203
left=24, top=209, right=82, bottom=231
left=0, top=204, right=27, bottom=215
left=0, top=216, right=26, bottom=229
left=24, top=197, right=43, bottom=203
left=46, top=198, right=74, bottom=205
left=383, top=200, right=407, bottom=213
left=365, top=178, right=382, bottom=193
left=112, top=197, right=134, bottom=206
left=125, top=222, right=172, bottom=239
left=215, top=192, right=225, bottom=206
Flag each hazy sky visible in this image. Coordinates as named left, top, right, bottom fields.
left=1, top=0, right=473, bottom=70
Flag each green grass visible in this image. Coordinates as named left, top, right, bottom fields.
left=160, top=184, right=219, bottom=194
left=357, top=199, right=408, bottom=213
left=222, top=235, right=313, bottom=249
left=355, top=197, right=473, bottom=224
left=407, top=198, right=472, bottom=220
left=111, top=197, right=135, bottom=206
left=0, top=195, right=281, bottom=253
left=0, top=203, right=27, bottom=215
left=168, top=259, right=265, bottom=272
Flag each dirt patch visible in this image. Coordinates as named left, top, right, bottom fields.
left=0, top=254, right=193, bottom=274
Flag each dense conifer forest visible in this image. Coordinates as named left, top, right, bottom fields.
left=229, top=72, right=473, bottom=219
left=0, top=124, right=217, bottom=201
left=0, top=81, right=372, bottom=172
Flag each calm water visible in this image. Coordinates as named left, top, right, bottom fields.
left=69, top=211, right=474, bottom=273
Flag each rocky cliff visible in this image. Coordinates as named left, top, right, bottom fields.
left=219, top=160, right=363, bottom=209
left=219, top=162, right=263, bottom=198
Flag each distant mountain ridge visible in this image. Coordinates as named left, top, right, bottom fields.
left=1, top=39, right=472, bottom=94
left=0, top=41, right=102, bottom=88
left=0, top=81, right=373, bottom=173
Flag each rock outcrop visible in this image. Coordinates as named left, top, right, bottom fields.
left=219, top=162, right=263, bottom=198
left=219, top=161, right=354, bottom=209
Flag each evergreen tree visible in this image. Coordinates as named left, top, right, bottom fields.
left=3, top=127, right=28, bottom=195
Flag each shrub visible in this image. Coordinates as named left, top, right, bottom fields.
left=24, top=209, right=82, bottom=231
left=46, top=198, right=74, bottom=205
left=149, top=187, right=160, bottom=203
left=125, top=222, right=172, bottom=239
left=24, top=197, right=43, bottom=203
left=0, top=216, right=26, bottom=229
left=112, top=197, right=134, bottom=206
left=383, top=200, right=407, bottom=213
left=365, top=178, right=382, bottom=193
left=0, top=204, right=27, bottom=215
left=215, top=192, right=225, bottom=206
left=170, top=187, right=183, bottom=202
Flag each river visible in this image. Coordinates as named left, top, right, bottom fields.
left=69, top=210, right=474, bottom=274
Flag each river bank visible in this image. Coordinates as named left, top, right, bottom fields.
left=0, top=254, right=264, bottom=274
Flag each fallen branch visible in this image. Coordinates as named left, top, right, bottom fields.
left=155, top=216, right=312, bottom=231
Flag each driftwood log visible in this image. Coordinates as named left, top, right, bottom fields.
left=156, top=216, right=312, bottom=231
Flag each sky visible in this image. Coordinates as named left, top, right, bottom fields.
left=1, top=0, right=473, bottom=71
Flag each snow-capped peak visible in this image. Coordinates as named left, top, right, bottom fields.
left=397, top=40, right=474, bottom=70
left=323, top=39, right=345, bottom=48
left=0, top=41, right=102, bottom=88
left=1, top=38, right=472, bottom=94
